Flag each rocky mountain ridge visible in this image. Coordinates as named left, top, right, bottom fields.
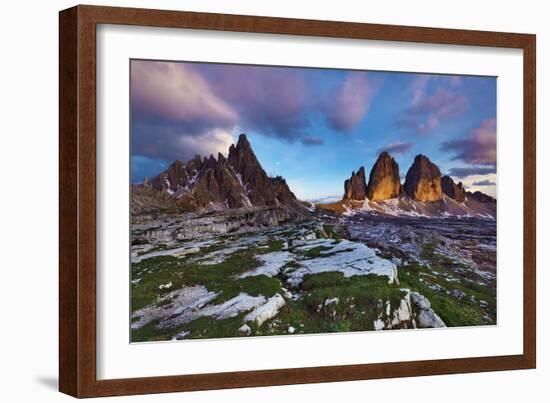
left=323, top=152, right=496, bottom=219
left=133, top=134, right=309, bottom=219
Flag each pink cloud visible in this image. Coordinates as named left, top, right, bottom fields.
left=399, top=76, right=468, bottom=134
left=321, top=72, right=374, bottom=133
left=131, top=61, right=237, bottom=131
left=440, top=119, right=496, bottom=165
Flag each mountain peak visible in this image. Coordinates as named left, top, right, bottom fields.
left=343, top=166, right=367, bottom=200
left=367, top=152, right=401, bottom=201
left=441, top=175, right=466, bottom=202
left=236, top=133, right=251, bottom=149
left=138, top=133, right=309, bottom=218
left=228, top=133, right=263, bottom=178
left=170, top=159, right=183, bottom=168
left=404, top=155, right=442, bottom=201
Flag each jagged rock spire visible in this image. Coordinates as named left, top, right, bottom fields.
left=441, top=175, right=466, bottom=202
left=343, top=166, right=368, bottom=200
left=403, top=155, right=442, bottom=202
left=366, top=152, right=402, bottom=201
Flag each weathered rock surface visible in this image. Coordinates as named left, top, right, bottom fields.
left=410, top=292, right=446, bottom=328
left=372, top=290, right=446, bottom=330
left=441, top=175, right=466, bottom=202
left=227, top=134, right=279, bottom=207
left=190, top=152, right=247, bottom=210
left=373, top=292, right=414, bottom=330
left=343, top=167, right=368, bottom=200
left=132, top=206, right=297, bottom=243
left=285, top=238, right=398, bottom=287
left=403, top=155, right=443, bottom=202
left=149, top=156, right=202, bottom=196
left=367, top=152, right=402, bottom=201
left=131, top=185, right=183, bottom=215
left=244, top=294, right=286, bottom=326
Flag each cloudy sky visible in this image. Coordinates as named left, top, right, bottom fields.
left=131, top=59, right=497, bottom=199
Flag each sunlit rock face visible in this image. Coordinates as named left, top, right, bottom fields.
left=403, top=154, right=443, bottom=202
left=366, top=152, right=402, bottom=201
left=343, top=167, right=368, bottom=200
left=441, top=175, right=466, bottom=202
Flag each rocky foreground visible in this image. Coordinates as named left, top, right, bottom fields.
left=130, top=211, right=495, bottom=342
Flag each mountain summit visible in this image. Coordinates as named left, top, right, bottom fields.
left=366, top=152, right=402, bottom=201
left=403, top=155, right=443, bottom=202
left=343, top=167, right=367, bottom=201
left=133, top=134, right=309, bottom=218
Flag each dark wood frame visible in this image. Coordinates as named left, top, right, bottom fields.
left=59, top=4, right=536, bottom=398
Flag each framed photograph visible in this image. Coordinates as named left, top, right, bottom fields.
left=59, top=5, right=536, bottom=397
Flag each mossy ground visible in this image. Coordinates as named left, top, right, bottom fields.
left=253, top=272, right=406, bottom=336
left=131, top=223, right=496, bottom=342
left=131, top=237, right=286, bottom=311
left=399, top=242, right=496, bottom=327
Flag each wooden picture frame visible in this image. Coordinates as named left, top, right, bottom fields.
left=59, top=4, right=536, bottom=398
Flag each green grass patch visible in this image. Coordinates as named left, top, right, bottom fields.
left=323, top=224, right=346, bottom=240
left=131, top=320, right=177, bottom=342
left=131, top=245, right=284, bottom=312
left=302, top=272, right=405, bottom=313
left=182, top=314, right=248, bottom=339
left=262, top=239, right=285, bottom=253
left=295, top=245, right=334, bottom=259
left=399, top=261, right=495, bottom=326
left=209, top=275, right=282, bottom=305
